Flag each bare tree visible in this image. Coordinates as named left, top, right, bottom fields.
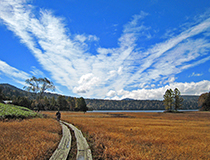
left=24, top=76, right=55, bottom=110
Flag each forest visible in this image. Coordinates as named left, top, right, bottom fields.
left=0, top=83, right=87, bottom=111
left=86, top=95, right=199, bottom=110
left=0, top=83, right=200, bottom=111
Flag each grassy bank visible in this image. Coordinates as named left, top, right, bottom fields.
left=45, top=111, right=210, bottom=160
left=0, top=103, right=39, bottom=120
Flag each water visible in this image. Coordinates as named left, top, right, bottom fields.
left=87, top=109, right=199, bottom=113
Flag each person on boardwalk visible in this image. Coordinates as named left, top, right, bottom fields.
left=56, top=111, right=61, bottom=121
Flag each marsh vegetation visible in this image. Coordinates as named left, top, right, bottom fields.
left=45, top=111, right=210, bottom=160
left=1, top=103, right=210, bottom=159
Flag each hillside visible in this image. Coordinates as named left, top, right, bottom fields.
left=0, top=83, right=200, bottom=110
left=0, top=103, right=40, bottom=119
left=0, top=83, right=68, bottom=100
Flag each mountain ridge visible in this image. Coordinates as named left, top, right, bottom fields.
left=0, top=83, right=200, bottom=110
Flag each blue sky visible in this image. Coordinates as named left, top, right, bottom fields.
left=0, top=0, right=210, bottom=100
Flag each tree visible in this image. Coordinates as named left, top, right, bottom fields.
left=0, top=88, right=4, bottom=102
left=198, top=92, right=209, bottom=107
left=24, top=76, right=55, bottom=110
left=67, top=97, right=75, bottom=111
left=57, top=95, right=68, bottom=110
left=75, top=97, right=88, bottom=112
left=12, top=96, right=32, bottom=109
left=24, top=76, right=55, bottom=99
left=174, top=88, right=183, bottom=111
left=200, top=92, right=210, bottom=111
left=43, top=96, right=50, bottom=110
left=163, top=89, right=174, bottom=111
left=50, top=96, right=57, bottom=110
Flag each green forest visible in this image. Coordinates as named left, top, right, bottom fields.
left=0, top=83, right=200, bottom=111
left=0, top=83, right=87, bottom=111
left=86, top=95, right=199, bottom=110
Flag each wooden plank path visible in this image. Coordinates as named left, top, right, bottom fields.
left=50, top=122, right=71, bottom=160
left=63, top=121, right=93, bottom=160
left=50, top=121, right=92, bottom=160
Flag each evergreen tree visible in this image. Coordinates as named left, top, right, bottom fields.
left=0, top=88, right=4, bottom=102
left=174, top=88, right=183, bottom=111
left=163, top=89, right=174, bottom=111
left=67, top=97, right=75, bottom=111
left=50, top=96, right=57, bottom=110
left=76, top=97, right=88, bottom=112
left=13, top=96, right=32, bottom=109
left=57, top=95, right=68, bottom=110
left=44, top=96, right=50, bottom=110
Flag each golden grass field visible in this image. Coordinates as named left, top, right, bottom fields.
left=45, top=111, right=210, bottom=160
left=0, top=118, right=61, bottom=160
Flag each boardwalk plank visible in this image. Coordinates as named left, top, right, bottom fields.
left=63, top=122, right=92, bottom=160
left=50, top=123, right=71, bottom=160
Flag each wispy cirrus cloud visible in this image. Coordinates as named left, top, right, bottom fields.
left=0, top=60, right=29, bottom=80
left=188, top=72, right=203, bottom=77
left=0, top=0, right=210, bottom=99
left=30, top=66, right=44, bottom=77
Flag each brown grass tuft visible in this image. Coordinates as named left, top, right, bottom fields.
left=0, top=118, right=61, bottom=160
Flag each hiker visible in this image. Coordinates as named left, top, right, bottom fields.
left=56, top=111, right=61, bottom=121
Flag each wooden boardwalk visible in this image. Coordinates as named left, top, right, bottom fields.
left=50, top=121, right=92, bottom=160
left=50, top=123, right=71, bottom=160
left=63, top=122, right=92, bottom=160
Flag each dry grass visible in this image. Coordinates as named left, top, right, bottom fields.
left=45, top=111, right=210, bottom=160
left=0, top=118, right=61, bottom=160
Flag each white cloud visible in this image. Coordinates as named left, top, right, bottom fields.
left=123, top=11, right=150, bottom=34
left=1, top=1, right=210, bottom=99
left=111, top=80, right=210, bottom=100
left=163, top=77, right=176, bottom=85
left=151, top=84, right=155, bottom=88
left=106, top=90, right=116, bottom=97
left=117, top=66, right=123, bottom=75
left=74, top=35, right=87, bottom=43
left=139, top=83, right=146, bottom=88
left=78, top=73, right=94, bottom=84
left=30, top=66, right=44, bottom=76
left=73, top=73, right=100, bottom=93
left=188, top=72, right=203, bottom=77
left=0, top=60, right=29, bottom=80
left=87, top=35, right=99, bottom=41
left=74, top=34, right=99, bottom=43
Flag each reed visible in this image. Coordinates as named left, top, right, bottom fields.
left=0, top=118, right=61, bottom=160
left=48, top=111, right=210, bottom=160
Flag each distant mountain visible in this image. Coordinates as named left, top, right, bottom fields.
left=122, top=98, right=135, bottom=101
left=85, top=95, right=200, bottom=110
left=0, top=83, right=200, bottom=110
left=181, top=95, right=199, bottom=100
left=180, top=95, right=199, bottom=110
left=0, top=83, right=25, bottom=93
left=0, top=83, right=71, bottom=100
left=0, top=83, right=33, bottom=99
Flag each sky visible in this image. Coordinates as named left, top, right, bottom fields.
left=0, top=0, right=210, bottom=100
